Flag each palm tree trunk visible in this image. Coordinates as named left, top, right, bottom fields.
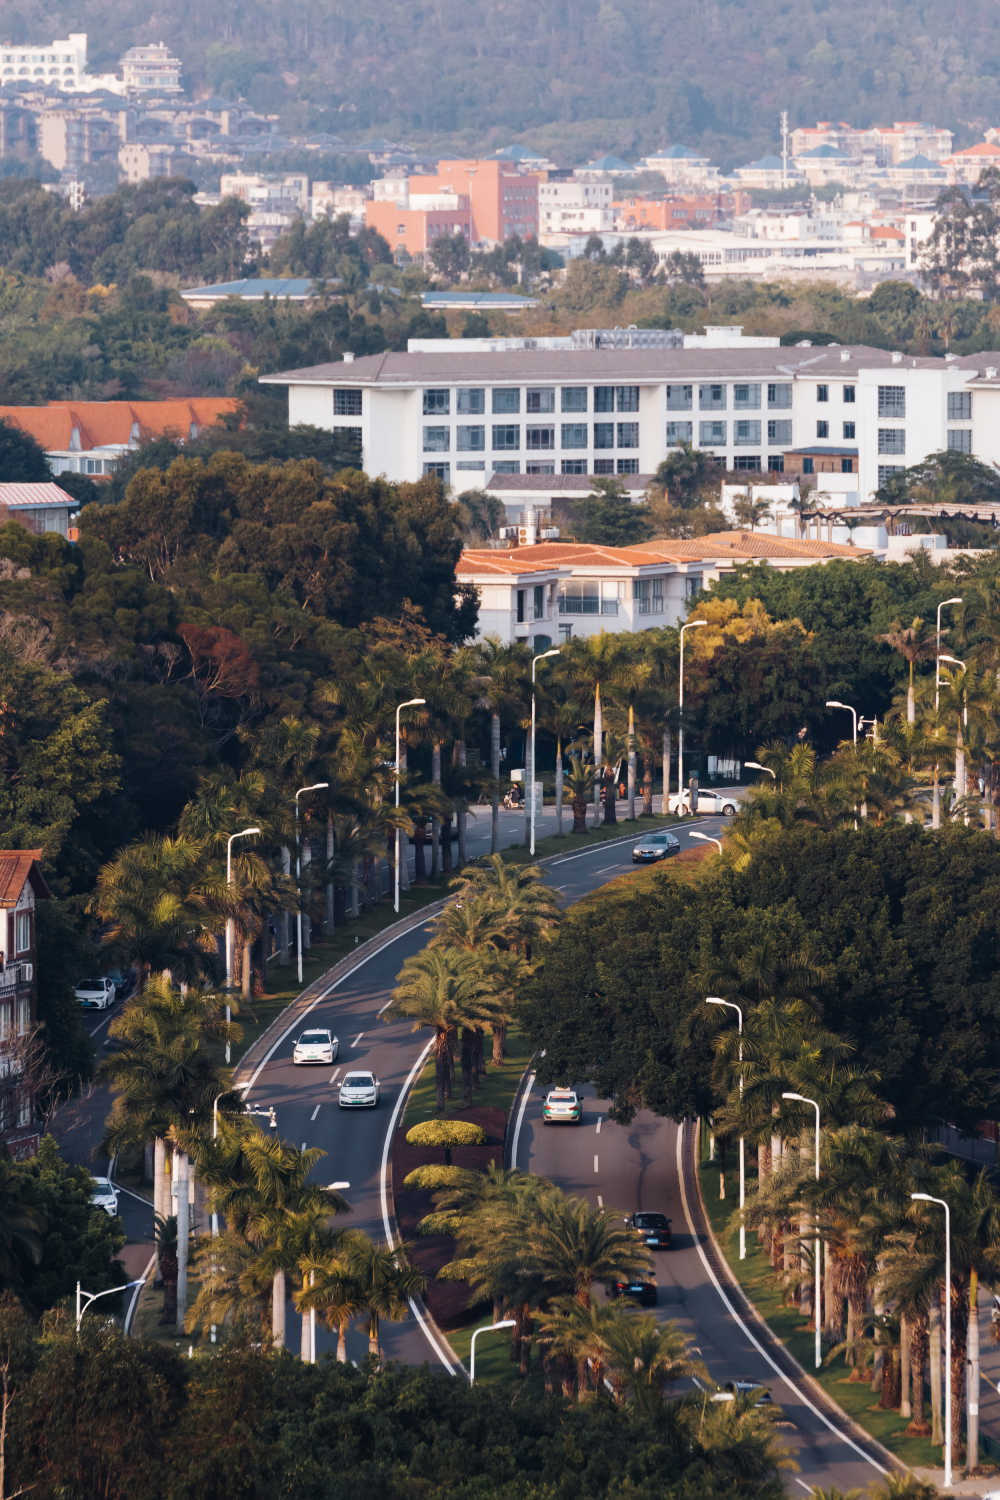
left=555, top=736, right=563, bottom=835
left=432, top=740, right=442, bottom=878
left=907, top=663, right=915, bottom=726
left=661, top=725, right=671, bottom=813
left=455, top=739, right=468, bottom=867
left=302, top=840, right=312, bottom=948
left=593, top=684, right=602, bottom=817
left=280, top=845, right=291, bottom=963
left=491, top=710, right=501, bottom=853
left=242, top=940, right=253, bottom=1000
left=929, top=1294, right=943, bottom=1445
left=153, top=1136, right=169, bottom=1267
left=326, top=812, right=335, bottom=930
left=968, top=1270, right=981, bottom=1470
left=272, top=1268, right=287, bottom=1350
left=951, top=1279, right=969, bottom=1470
left=900, top=1311, right=912, bottom=1420
left=337, top=1316, right=349, bottom=1362
left=641, top=747, right=654, bottom=817
left=907, top=1313, right=930, bottom=1434
left=492, top=1020, right=506, bottom=1065
left=369, top=1313, right=380, bottom=1360
left=627, top=704, right=636, bottom=821
left=350, top=859, right=360, bottom=919
left=572, top=795, right=587, bottom=834
left=175, top=1150, right=189, bottom=1333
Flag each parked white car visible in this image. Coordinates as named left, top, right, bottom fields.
left=74, top=977, right=117, bottom=1010
left=292, top=1028, right=339, bottom=1065
left=338, top=1071, right=380, bottom=1108
left=667, top=790, right=742, bottom=817
left=89, top=1176, right=119, bottom=1216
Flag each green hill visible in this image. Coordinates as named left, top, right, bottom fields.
left=12, top=0, right=999, bottom=162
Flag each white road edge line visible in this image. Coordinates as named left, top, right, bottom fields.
left=310, top=1104, right=321, bottom=1121
left=593, top=1154, right=599, bottom=1174
left=379, top=1035, right=456, bottom=1375
left=124, top=1252, right=156, bottom=1334
left=595, top=1117, right=602, bottom=1135
left=794, top=1482, right=814, bottom=1493
left=674, top=1121, right=888, bottom=1478
left=330, top=1068, right=341, bottom=1085
left=377, top=997, right=395, bottom=1015
left=352, top=1033, right=364, bottom=1047
left=510, top=1071, right=536, bottom=1169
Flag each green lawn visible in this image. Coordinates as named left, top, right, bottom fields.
left=697, top=1142, right=940, bottom=1472
left=446, top=1320, right=525, bottom=1386
left=403, top=1029, right=533, bottom=1128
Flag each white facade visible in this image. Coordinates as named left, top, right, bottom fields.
left=262, top=345, right=1000, bottom=502
left=0, top=34, right=87, bottom=90
left=538, top=180, right=613, bottom=238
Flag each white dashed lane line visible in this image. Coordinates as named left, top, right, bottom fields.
left=595, top=1117, right=602, bottom=1134
left=593, top=1154, right=599, bottom=1174
left=352, top=1033, right=364, bottom=1047
left=310, top=1104, right=321, bottom=1121
left=330, top=1068, right=341, bottom=1085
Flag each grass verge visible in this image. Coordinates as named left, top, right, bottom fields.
left=446, top=1321, right=526, bottom=1388
left=697, top=1141, right=939, bottom=1471
left=403, top=1029, right=533, bottom=1129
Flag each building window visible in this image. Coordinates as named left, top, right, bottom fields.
left=423, top=426, right=450, bottom=452
left=533, top=585, right=545, bottom=619
left=947, top=429, right=972, bottom=453
left=666, top=421, right=693, bottom=445
left=561, top=459, right=587, bottom=473
left=558, top=581, right=600, bottom=615
left=333, top=388, right=362, bottom=415
left=422, top=462, right=450, bottom=481
left=526, top=462, right=555, bottom=473
left=456, top=460, right=486, bottom=470
left=456, top=425, right=485, bottom=452
left=634, top=577, right=665, bottom=615
left=802, top=458, right=815, bottom=474
left=817, top=384, right=829, bottom=403
left=617, top=458, right=639, bottom=474
left=493, top=389, right=520, bottom=413
left=767, top=455, right=785, bottom=472
left=733, top=455, right=762, bottom=471
left=878, top=464, right=904, bottom=486
left=594, top=386, right=615, bottom=412
left=734, top=420, right=761, bottom=446
left=699, top=383, right=726, bottom=410
left=492, top=461, right=520, bottom=473
left=699, top=420, right=727, bottom=445
left=594, top=422, right=615, bottom=449
left=423, top=388, right=450, bottom=415
left=561, top=423, right=587, bottom=449
left=878, top=428, right=906, bottom=454
left=878, top=385, right=906, bottom=418
left=843, top=384, right=856, bottom=403
left=841, top=458, right=855, bottom=473
left=667, top=384, right=693, bottom=411
left=947, top=391, right=972, bottom=421
left=593, top=459, right=615, bottom=474
left=558, top=623, right=573, bottom=640
left=843, top=422, right=856, bottom=440
left=616, top=385, right=640, bottom=411
left=526, top=426, right=554, bottom=450
left=733, top=383, right=761, bottom=409
left=456, top=387, right=485, bottom=414
left=767, top=383, right=792, bottom=409
left=526, top=387, right=555, bottom=413
left=561, top=387, right=588, bottom=412
left=767, top=420, right=791, bottom=445
left=516, top=590, right=526, bottom=623
left=617, top=422, right=639, bottom=448
left=816, top=421, right=829, bottom=439
left=15, top=911, right=30, bottom=954
left=492, top=425, right=520, bottom=450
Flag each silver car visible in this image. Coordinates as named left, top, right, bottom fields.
left=632, top=831, right=681, bottom=863
left=293, top=1028, right=339, bottom=1065
left=338, top=1070, right=380, bottom=1108
left=90, top=1175, right=119, bottom=1216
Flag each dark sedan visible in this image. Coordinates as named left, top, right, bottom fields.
left=628, top=1210, right=673, bottom=1250
left=609, top=1277, right=658, bottom=1307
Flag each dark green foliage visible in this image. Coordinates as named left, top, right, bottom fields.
left=571, top=479, right=653, bottom=546
left=0, top=417, right=50, bottom=481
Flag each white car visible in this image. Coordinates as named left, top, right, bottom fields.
left=74, top=977, right=117, bottom=1010
left=542, top=1087, right=582, bottom=1124
left=292, top=1028, right=339, bottom=1065
left=668, top=790, right=742, bottom=817
left=89, top=1175, right=119, bottom=1216
left=338, top=1071, right=380, bottom=1108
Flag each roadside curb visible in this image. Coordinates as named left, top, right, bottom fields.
left=688, top=1120, right=905, bottom=1478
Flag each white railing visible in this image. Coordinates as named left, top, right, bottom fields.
left=0, top=961, right=32, bottom=993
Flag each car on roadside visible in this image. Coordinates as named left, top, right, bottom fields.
left=627, top=1210, right=673, bottom=1249
left=89, top=1175, right=119, bottom=1216
left=338, top=1070, right=380, bottom=1108
left=667, top=790, right=742, bottom=817
left=106, top=968, right=134, bottom=1001
left=542, top=1087, right=582, bottom=1125
left=292, top=1027, right=339, bottom=1065
left=74, top=977, right=116, bottom=1010
left=631, top=831, right=681, bottom=864
left=712, top=1380, right=783, bottom=1420
left=608, top=1276, right=658, bottom=1307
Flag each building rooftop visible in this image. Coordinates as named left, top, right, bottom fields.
left=0, top=849, right=49, bottom=909
left=421, top=291, right=539, bottom=309
left=0, top=398, right=239, bottom=452
left=458, top=530, right=871, bottom=576
left=181, top=277, right=319, bottom=301
left=0, top=482, right=79, bottom=510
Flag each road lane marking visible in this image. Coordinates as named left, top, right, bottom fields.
left=377, top=997, right=395, bottom=1015
left=301, top=1141, right=307, bottom=1151
left=593, top=1154, right=599, bottom=1174
left=597, top=1194, right=604, bottom=1208
left=674, top=1121, right=888, bottom=1478
left=352, top=1033, right=364, bottom=1047
left=379, top=1035, right=456, bottom=1375
left=510, top=1072, right=536, bottom=1168
left=330, top=1068, right=341, bottom=1085
left=548, top=821, right=705, bottom=869
left=794, top=1482, right=813, bottom=1493
left=310, top=1104, right=321, bottom=1121
left=595, top=1117, right=602, bottom=1134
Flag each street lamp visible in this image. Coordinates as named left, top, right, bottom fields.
left=678, top=620, right=707, bottom=806
left=825, top=700, right=857, bottom=745
left=911, top=1192, right=952, bottom=1489
left=935, top=597, right=963, bottom=714
left=781, top=1091, right=822, bottom=1370
left=76, top=1277, right=144, bottom=1334
left=469, top=1317, right=516, bottom=1383
left=706, top=997, right=745, bottom=1260
left=530, top=649, right=560, bottom=856
left=744, top=760, right=776, bottom=780
left=938, top=653, right=967, bottom=727
left=226, top=826, right=261, bottom=1063
left=394, top=698, right=425, bottom=914
left=303, top=1181, right=352, bottom=1363
left=295, top=784, right=329, bottom=986
left=690, top=831, right=722, bottom=855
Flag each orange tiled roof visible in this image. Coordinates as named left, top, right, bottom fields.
left=0, top=849, right=49, bottom=908
left=948, top=143, right=1000, bottom=159
left=0, top=398, right=240, bottom=454
left=632, top=531, right=871, bottom=560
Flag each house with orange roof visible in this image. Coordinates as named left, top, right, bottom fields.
left=0, top=397, right=240, bottom=481
left=0, top=849, right=50, bottom=1160
left=943, top=141, right=1000, bottom=184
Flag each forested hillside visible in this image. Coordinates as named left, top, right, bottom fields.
left=15, top=0, right=998, bottom=160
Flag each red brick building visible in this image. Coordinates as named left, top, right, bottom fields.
left=0, top=850, right=50, bottom=1160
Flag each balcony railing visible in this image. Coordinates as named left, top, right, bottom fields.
left=0, top=961, right=33, bottom=994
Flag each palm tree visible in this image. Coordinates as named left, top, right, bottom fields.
left=447, top=853, right=561, bottom=955
left=186, top=1226, right=272, bottom=1341
left=0, top=1157, right=45, bottom=1288
left=562, top=755, right=595, bottom=834
left=430, top=895, right=529, bottom=1064
left=521, top=1192, right=652, bottom=1308
left=93, top=833, right=223, bottom=985
left=470, top=639, right=529, bottom=853
left=877, top=618, right=936, bottom=726
left=391, top=946, right=502, bottom=1111
left=602, top=1310, right=707, bottom=1413
left=344, top=1237, right=426, bottom=1360
left=294, top=1230, right=369, bottom=1361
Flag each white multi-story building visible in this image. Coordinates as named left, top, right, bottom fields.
left=260, top=344, right=1000, bottom=502
left=538, top=179, right=613, bottom=238
left=0, top=34, right=88, bottom=90
left=120, top=42, right=183, bottom=93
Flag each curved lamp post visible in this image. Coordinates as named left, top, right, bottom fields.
left=530, top=649, right=560, bottom=855
left=226, top=826, right=261, bottom=1061
left=781, top=1091, right=821, bottom=1370
left=706, top=996, right=745, bottom=1259
left=394, top=698, right=425, bottom=913
left=678, top=620, right=707, bottom=805
left=295, top=784, right=329, bottom=985
left=911, top=1192, right=951, bottom=1489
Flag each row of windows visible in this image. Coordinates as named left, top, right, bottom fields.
left=423, top=460, right=641, bottom=481
left=815, top=384, right=856, bottom=403
left=815, top=421, right=856, bottom=440
left=421, top=385, right=639, bottom=416
left=424, top=423, right=640, bottom=453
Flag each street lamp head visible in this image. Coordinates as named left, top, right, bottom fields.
left=326, top=1180, right=350, bottom=1191
left=705, top=996, right=727, bottom=1006
left=237, top=825, right=261, bottom=838
left=303, top=782, right=329, bottom=794
left=941, top=597, right=962, bottom=607
left=684, top=618, right=708, bottom=630
left=538, top=648, right=560, bottom=660
left=825, top=700, right=847, bottom=711
left=910, top=1192, right=935, bottom=1204
left=744, top=760, right=776, bottom=778
left=938, top=654, right=965, bottom=669
left=781, top=1091, right=807, bottom=1104
left=401, top=697, right=426, bottom=708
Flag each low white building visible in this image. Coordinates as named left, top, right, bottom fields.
left=538, top=179, right=613, bottom=238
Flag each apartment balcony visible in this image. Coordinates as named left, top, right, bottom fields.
left=0, top=961, right=32, bottom=994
